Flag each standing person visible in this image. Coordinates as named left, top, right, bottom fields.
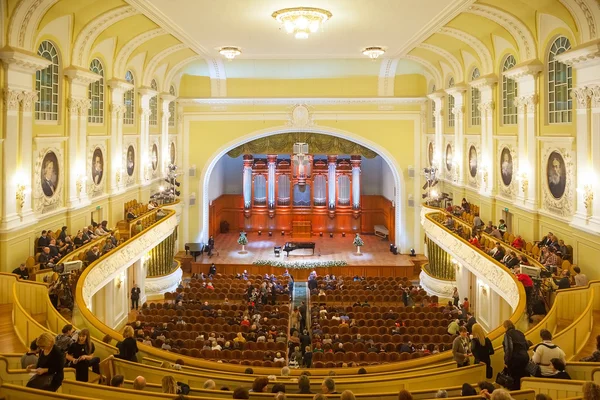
left=26, top=332, right=64, bottom=391
left=131, top=283, right=141, bottom=310
left=502, top=320, right=530, bottom=389
left=452, top=287, right=460, bottom=308
left=115, top=325, right=138, bottom=362
left=471, top=323, right=494, bottom=379
left=452, top=327, right=471, bottom=368
left=66, top=329, right=100, bottom=382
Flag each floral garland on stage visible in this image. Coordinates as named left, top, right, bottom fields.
left=252, top=260, right=347, bottom=269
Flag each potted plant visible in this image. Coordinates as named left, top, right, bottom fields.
left=353, top=233, right=364, bottom=255
left=238, top=231, right=248, bottom=253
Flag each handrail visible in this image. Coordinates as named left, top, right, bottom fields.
left=422, top=205, right=527, bottom=343
left=421, top=263, right=454, bottom=282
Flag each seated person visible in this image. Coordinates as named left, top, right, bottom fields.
left=126, top=208, right=137, bottom=221
left=156, top=208, right=167, bottom=219
left=38, top=247, right=54, bottom=267
left=489, top=226, right=503, bottom=240
left=468, top=234, right=480, bottom=248
left=498, top=219, right=507, bottom=234
left=484, top=221, right=493, bottom=234
left=472, top=213, right=484, bottom=230
left=541, top=247, right=560, bottom=270
left=86, top=246, right=100, bottom=263
left=12, top=263, right=30, bottom=280
left=73, top=231, right=88, bottom=248
left=511, top=235, right=525, bottom=250
left=443, top=216, right=454, bottom=230
left=102, top=238, right=115, bottom=253
left=489, top=242, right=506, bottom=261
left=504, top=251, right=521, bottom=269
left=460, top=198, right=470, bottom=214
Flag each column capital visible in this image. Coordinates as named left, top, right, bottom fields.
left=107, top=78, right=134, bottom=94
left=591, top=86, right=600, bottom=109
left=64, top=66, right=101, bottom=86
left=160, top=93, right=176, bottom=104
left=451, top=106, right=465, bottom=117
left=68, top=98, right=92, bottom=116
left=571, top=86, right=592, bottom=109
left=504, top=60, right=543, bottom=82
left=139, top=107, right=152, bottom=117
left=110, top=103, right=128, bottom=117
left=267, top=154, right=278, bottom=164
left=555, top=39, right=600, bottom=69
left=18, top=90, right=38, bottom=112
left=470, top=74, right=498, bottom=90
left=427, top=91, right=446, bottom=100
left=445, top=84, right=469, bottom=97
left=514, top=94, right=538, bottom=112
left=0, top=46, right=52, bottom=74
left=138, top=87, right=158, bottom=98
left=327, top=155, right=338, bottom=164
left=2, top=88, right=21, bottom=111
left=478, top=101, right=495, bottom=112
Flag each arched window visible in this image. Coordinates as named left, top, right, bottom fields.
left=36, top=41, right=59, bottom=121
left=447, top=77, right=455, bottom=128
left=431, top=85, right=436, bottom=129
left=502, top=55, right=517, bottom=125
left=168, top=85, right=176, bottom=127
left=149, top=79, right=158, bottom=126
left=88, top=59, right=104, bottom=123
left=471, top=68, right=481, bottom=126
left=124, top=71, right=135, bottom=125
left=548, top=36, right=572, bottom=123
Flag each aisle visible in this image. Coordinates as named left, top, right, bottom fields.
left=291, top=281, right=311, bottom=332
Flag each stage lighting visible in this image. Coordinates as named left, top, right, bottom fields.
left=319, top=232, right=323, bottom=237
left=410, top=248, right=416, bottom=257
left=342, top=232, right=346, bottom=237
left=268, top=231, right=272, bottom=237
left=329, top=233, right=333, bottom=238
left=258, top=230, right=262, bottom=236
left=281, top=230, right=285, bottom=236
left=389, top=244, right=394, bottom=253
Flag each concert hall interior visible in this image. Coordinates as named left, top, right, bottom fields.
left=1, top=0, right=600, bottom=399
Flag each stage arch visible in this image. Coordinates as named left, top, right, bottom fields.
left=197, top=125, right=408, bottom=251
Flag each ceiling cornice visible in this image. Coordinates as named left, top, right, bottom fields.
left=389, top=0, right=477, bottom=58
left=178, top=97, right=427, bottom=107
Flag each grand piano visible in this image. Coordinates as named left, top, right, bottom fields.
left=283, top=242, right=316, bottom=256
left=185, top=243, right=204, bottom=261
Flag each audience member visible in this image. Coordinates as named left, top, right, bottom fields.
left=272, top=383, right=286, bottom=394
left=115, top=325, right=138, bottom=362
left=110, top=375, right=124, bottom=387
left=65, top=328, right=100, bottom=382
left=452, top=327, right=471, bottom=368
left=21, top=339, right=39, bottom=369
left=340, top=390, right=356, bottom=400
left=297, top=375, right=313, bottom=394
left=502, top=320, right=529, bottom=389
left=532, top=329, right=565, bottom=377
left=251, top=377, right=269, bottom=393
left=12, top=263, right=30, bottom=280
left=549, top=358, right=570, bottom=379
left=398, top=389, right=413, bottom=400
left=435, top=390, right=448, bottom=398
left=471, top=323, right=494, bottom=379
left=233, top=387, right=250, bottom=399
left=573, top=266, right=589, bottom=287
left=133, top=376, right=146, bottom=390
left=583, top=382, right=600, bottom=400
left=461, top=383, right=477, bottom=396
left=321, top=377, right=337, bottom=394
left=203, top=379, right=216, bottom=390
left=580, top=335, right=600, bottom=362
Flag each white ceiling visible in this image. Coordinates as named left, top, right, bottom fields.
left=145, top=0, right=459, bottom=59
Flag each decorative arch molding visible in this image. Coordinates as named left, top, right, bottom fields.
left=8, top=0, right=59, bottom=50
left=113, top=28, right=166, bottom=78
left=378, top=58, right=400, bottom=96
left=206, top=58, right=227, bottom=97
left=401, top=55, right=443, bottom=88
left=417, top=43, right=464, bottom=82
left=558, top=0, right=596, bottom=42
left=71, top=5, right=139, bottom=67
left=437, top=27, right=494, bottom=74
left=538, top=13, right=578, bottom=52
left=142, top=44, right=186, bottom=87
left=197, top=125, right=407, bottom=250
left=465, top=4, right=536, bottom=61
left=164, top=55, right=203, bottom=91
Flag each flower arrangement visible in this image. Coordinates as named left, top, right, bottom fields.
left=353, top=234, right=364, bottom=247
left=237, top=232, right=248, bottom=246
left=252, top=260, right=348, bottom=269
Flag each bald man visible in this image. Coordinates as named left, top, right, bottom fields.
left=133, top=376, right=146, bottom=390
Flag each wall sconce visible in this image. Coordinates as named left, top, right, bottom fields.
left=116, top=275, right=123, bottom=289
left=578, top=184, right=594, bottom=212
left=518, top=170, right=529, bottom=196
left=76, top=174, right=87, bottom=197
left=115, top=168, right=122, bottom=187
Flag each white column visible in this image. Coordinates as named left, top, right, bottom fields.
left=428, top=92, right=445, bottom=170
left=505, top=62, right=542, bottom=210
left=160, top=94, right=175, bottom=175
left=138, top=88, right=157, bottom=185
left=351, top=156, right=361, bottom=209
left=133, top=259, right=146, bottom=306
left=446, top=85, right=468, bottom=186
left=107, top=79, right=133, bottom=194
left=65, top=67, right=101, bottom=209
left=557, top=43, right=600, bottom=233
left=0, top=49, right=51, bottom=229
left=327, top=155, right=337, bottom=210
left=471, top=76, right=498, bottom=196
left=267, top=154, right=276, bottom=209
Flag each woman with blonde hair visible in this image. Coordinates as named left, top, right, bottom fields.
left=115, top=325, right=138, bottom=362
left=471, top=323, right=494, bottom=378
left=26, top=332, right=64, bottom=391
left=162, top=375, right=178, bottom=394
left=583, top=382, right=600, bottom=400
left=65, top=328, right=100, bottom=382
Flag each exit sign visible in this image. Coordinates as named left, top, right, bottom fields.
left=96, top=206, right=101, bottom=210
left=504, top=207, right=509, bottom=212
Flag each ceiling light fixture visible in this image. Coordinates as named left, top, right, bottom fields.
left=272, top=7, right=332, bottom=39
left=219, top=46, right=241, bottom=60
left=362, top=47, right=386, bottom=59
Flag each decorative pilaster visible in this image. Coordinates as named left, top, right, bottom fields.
left=65, top=67, right=101, bottom=208
left=428, top=91, right=445, bottom=171
left=327, top=155, right=337, bottom=217
left=160, top=94, right=175, bottom=175
left=446, top=85, right=468, bottom=186
left=108, top=79, right=133, bottom=194
left=138, top=87, right=157, bottom=185
left=505, top=61, right=543, bottom=210
left=556, top=40, right=600, bottom=233
left=471, top=74, right=497, bottom=196
left=0, top=48, right=51, bottom=230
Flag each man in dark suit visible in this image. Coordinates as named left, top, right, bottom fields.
left=86, top=246, right=100, bottom=263
left=38, top=247, right=52, bottom=267
left=465, top=312, right=477, bottom=333
left=131, top=283, right=141, bottom=310
left=12, top=263, right=29, bottom=280
left=37, top=230, right=49, bottom=251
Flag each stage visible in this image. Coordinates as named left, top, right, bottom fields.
left=187, top=233, right=427, bottom=279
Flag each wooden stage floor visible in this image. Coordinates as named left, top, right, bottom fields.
left=196, top=233, right=426, bottom=268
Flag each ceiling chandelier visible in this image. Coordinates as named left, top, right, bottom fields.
left=362, top=47, right=385, bottom=59
left=272, top=7, right=332, bottom=39
left=219, top=46, right=241, bottom=60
